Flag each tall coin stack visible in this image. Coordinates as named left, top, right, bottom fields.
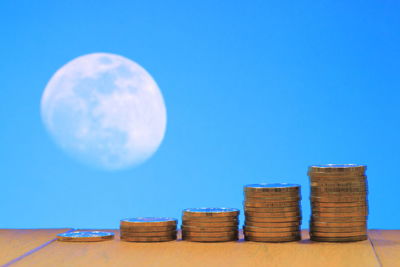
left=309, top=164, right=368, bottom=242
left=243, top=183, right=302, bottom=242
left=181, top=208, right=239, bottom=242
left=120, top=217, right=177, bottom=242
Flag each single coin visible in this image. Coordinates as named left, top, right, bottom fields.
left=310, top=235, right=368, bottom=242
left=310, top=175, right=367, bottom=180
left=119, top=225, right=176, bottom=232
left=120, top=217, right=177, bottom=227
left=245, top=211, right=301, bottom=218
left=57, top=231, right=114, bottom=242
left=310, top=181, right=367, bottom=187
left=311, top=201, right=368, bottom=208
left=182, top=235, right=238, bottom=242
left=244, top=201, right=299, bottom=208
left=120, top=231, right=177, bottom=237
left=245, top=235, right=301, bottom=243
left=244, top=230, right=300, bottom=238
left=312, top=206, right=368, bottom=213
left=243, top=225, right=299, bottom=232
left=312, top=211, right=368, bottom=217
left=310, top=226, right=366, bottom=233
left=245, top=221, right=301, bottom=228
left=311, top=196, right=367, bottom=202
left=245, top=191, right=300, bottom=198
left=245, top=206, right=300, bottom=213
left=311, top=231, right=367, bottom=237
left=244, top=183, right=300, bottom=193
left=182, top=231, right=238, bottom=238
left=309, top=171, right=366, bottom=176
left=311, top=187, right=367, bottom=193
left=312, top=184, right=367, bottom=189
left=121, top=236, right=176, bottom=242
left=245, top=196, right=301, bottom=203
left=181, top=225, right=238, bottom=232
left=311, top=190, right=367, bottom=195
left=311, top=216, right=367, bottom=222
left=182, top=208, right=240, bottom=217
left=182, top=221, right=238, bottom=227
left=182, top=215, right=238, bottom=222
left=246, top=216, right=301, bottom=223
left=308, top=164, right=366, bottom=174
left=310, top=220, right=367, bottom=227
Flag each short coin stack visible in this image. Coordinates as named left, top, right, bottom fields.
left=243, top=183, right=302, bottom=242
left=309, top=164, right=368, bottom=242
left=181, top=208, right=239, bottom=242
left=120, top=217, right=177, bottom=242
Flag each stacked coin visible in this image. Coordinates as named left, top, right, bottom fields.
left=120, top=217, right=177, bottom=242
left=243, top=183, right=302, bottom=242
left=309, top=164, right=368, bottom=242
left=181, top=208, right=239, bottom=242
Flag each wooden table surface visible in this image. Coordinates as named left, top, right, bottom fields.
left=0, top=229, right=398, bottom=267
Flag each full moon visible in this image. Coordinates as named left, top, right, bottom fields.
left=41, top=53, right=167, bottom=170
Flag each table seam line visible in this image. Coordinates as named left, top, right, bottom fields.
left=368, top=233, right=383, bottom=267
left=2, top=228, right=74, bottom=267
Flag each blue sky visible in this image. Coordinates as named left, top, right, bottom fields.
left=1, top=0, right=399, bottom=229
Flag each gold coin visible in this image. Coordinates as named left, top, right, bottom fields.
left=311, top=201, right=367, bottom=208
left=310, top=226, right=366, bottom=233
left=311, top=231, right=367, bottom=237
left=244, top=225, right=299, bottom=232
left=312, top=206, right=368, bottom=213
left=310, top=220, right=367, bottom=227
left=182, top=231, right=238, bottom=238
left=308, top=164, right=366, bottom=174
left=120, top=231, right=177, bottom=237
left=244, top=206, right=300, bottom=213
left=245, top=221, right=301, bottom=227
left=182, top=221, right=238, bottom=227
left=119, top=226, right=176, bottom=232
left=121, top=236, right=176, bottom=242
left=310, top=235, right=368, bottom=242
left=245, top=196, right=301, bottom=203
left=244, top=201, right=299, bottom=208
left=181, top=225, right=237, bottom=232
left=182, top=235, right=238, bottom=242
left=310, top=175, right=367, bottom=180
left=311, top=196, right=367, bottom=202
left=312, top=211, right=368, bottom=217
left=245, top=211, right=301, bottom=218
left=311, top=188, right=367, bottom=194
left=246, top=216, right=301, bottom=223
left=244, top=230, right=300, bottom=237
left=182, top=208, right=240, bottom=217
left=244, top=226, right=300, bottom=232
left=311, top=216, right=367, bottom=222
left=57, top=231, right=114, bottom=242
left=245, top=235, right=301, bottom=242
left=244, top=183, right=300, bottom=193
left=310, top=181, right=367, bottom=186
left=120, top=217, right=177, bottom=227
left=245, top=191, right=300, bottom=198
left=182, top=215, right=237, bottom=222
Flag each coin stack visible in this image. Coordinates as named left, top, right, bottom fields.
left=243, top=183, right=302, bottom=242
left=181, top=208, right=240, bottom=242
left=309, top=164, right=368, bottom=242
left=120, top=217, right=177, bottom=242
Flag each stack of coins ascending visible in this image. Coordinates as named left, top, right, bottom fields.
left=181, top=208, right=240, bottom=242
left=120, top=217, right=177, bottom=242
left=243, top=183, right=302, bottom=242
left=309, top=164, right=368, bottom=242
